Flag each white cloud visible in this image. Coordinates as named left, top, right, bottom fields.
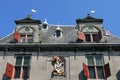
left=31, top=9, right=37, bottom=13
left=90, top=10, right=95, bottom=13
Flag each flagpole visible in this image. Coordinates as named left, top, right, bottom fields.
left=27, top=9, right=37, bottom=19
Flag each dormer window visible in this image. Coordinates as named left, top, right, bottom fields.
left=80, top=26, right=102, bottom=42
left=55, top=30, right=62, bottom=37
left=85, top=33, right=99, bottom=42
left=42, top=24, right=48, bottom=29
left=54, top=27, right=63, bottom=37
left=20, top=34, right=33, bottom=43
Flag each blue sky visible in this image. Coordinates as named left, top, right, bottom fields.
left=0, top=0, right=120, bottom=37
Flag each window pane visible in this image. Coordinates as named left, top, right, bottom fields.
left=23, top=67, right=30, bottom=79
left=24, top=56, right=31, bottom=65
left=21, top=37, right=25, bottom=42
left=28, top=36, right=33, bottom=42
left=56, top=30, right=61, bottom=37
left=87, top=56, right=94, bottom=66
left=16, top=56, right=22, bottom=65
left=89, top=67, right=96, bottom=78
left=97, top=67, right=104, bottom=79
left=85, top=34, right=91, bottom=42
left=93, top=34, right=98, bottom=42
left=95, top=55, right=103, bottom=66
left=43, top=24, right=48, bottom=29
left=15, top=67, right=21, bottom=78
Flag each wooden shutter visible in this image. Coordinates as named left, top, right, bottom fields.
left=5, top=63, right=14, bottom=79
left=77, top=31, right=86, bottom=41
left=83, top=63, right=90, bottom=78
left=14, top=31, right=21, bottom=42
left=104, top=63, right=111, bottom=78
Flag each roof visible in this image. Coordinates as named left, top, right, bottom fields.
left=0, top=25, right=120, bottom=44
left=76, top=14, right=103, bottom=23
left=15, top=15, right=41, bottom=24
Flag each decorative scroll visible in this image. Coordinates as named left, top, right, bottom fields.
left=52, top=56, right=65, bottom=76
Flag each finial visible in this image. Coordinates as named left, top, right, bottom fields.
left=57, top=23, right=60, bottom=27
left=43, top=18, right=48, bottom=24
left=56, top=23, right=62, bottom=31
left=27, top=14, right=32, bottom=18
left=87, top=13, right=90, bottom=16
left=45, top=18, right=47, bottom=23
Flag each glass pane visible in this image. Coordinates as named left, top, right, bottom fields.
left=85, top=34, right=91, bottom=42
left=21, top=37, right=25, bottom=42
left=15, top=67, right=21, bottom=78
left=28, top=36, right=33, bottom=42
left=23, top=67, right=29, bottom=79
left=16, top=56, right=22, bottom=65
left=24, top=56, right=31, bottom=65
left=97, top=67, right=104, bottom=79
left=95, top=55, right=103, bottom=66
left=56, top=30, right=61, bottom=37
left=87, top=56, right=94, bottom=66
left=93, top=34, right=98, bottom=42
left=89, top=67, right=96, bottom=78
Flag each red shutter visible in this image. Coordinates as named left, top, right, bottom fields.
left=5, top=63, right=14, bottom=79
left=14, top=31, right=21, bottom=42
left=77, top=31, right=86, bottom=41
left=104, top=63, right=111, bottom=78
left=83, top=63, right=90, bottom=78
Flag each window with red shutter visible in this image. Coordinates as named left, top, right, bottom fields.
left=85, top=54, right=105, bottom=79
left=5, top=63, right=14, bottom=79
left=104, top=63, right=111, bottom=78
left=14, top=55, right=31, bottom=79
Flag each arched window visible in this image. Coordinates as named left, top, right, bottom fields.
left=81, top=26, right=102, bottom=42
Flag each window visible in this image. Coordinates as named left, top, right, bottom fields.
left=20, top=35, right=33, bottom=42
left=14, top=55, right=31, bottom=79
left=85, top=33, right=99, bottom=42
left=85, top=34, right=91, bottom=42
left=42, top=24, right=48, bottom=29
left=83, top=54, right=111, bottom=79
left=54, top=30, right=62, bottom=37
left=86, top=54, right=104, bottom=79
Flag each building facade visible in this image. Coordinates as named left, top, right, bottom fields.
left=0, top=14, right=120, bottom=80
